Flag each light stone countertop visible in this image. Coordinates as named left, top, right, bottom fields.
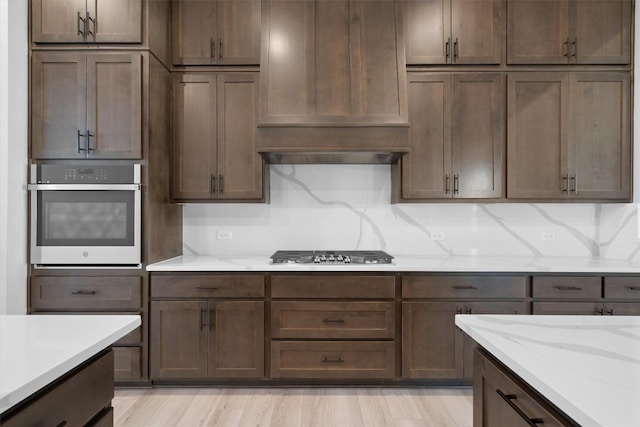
left=0, top=315, right=141, bottom=415
left=455, top=315, right=640, bottom=427
left=146, top=254, right=640, bottom=273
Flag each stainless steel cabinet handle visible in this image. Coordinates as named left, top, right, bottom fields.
left=452, top=285, right=477, bottom=290
left=445, top=37, right=451, bottom=62
left=456, top=307, right=463, bottom=314
left=219, top=174, right=224, bottom=195
left=496, top=390, right=545, bottom=426
left=210, top=38, right=216, bottom=60
left=195, top=286, right=219, bottom=291
left=562, top=175, right=569, bottom=192
left=322, top=318, right=345, bottom=324
left=77, top=130, right=86, bottom=152
left=71, top=290, right=96, bottom=295
left=77, top=12, right=86, bottom=37
left=554, top=286, right=582, bottom=291
left=218, top=39, right=223, bottom=62
left=453, top=174, right=459, bottom=194
left=563, top=38, right=569, bottom=57
left=606, top=308, right=614, bottom=315
left=86, top=130, right=94, bottom=152
left=453, top=37, right=459, bottom=62
left=210, top=174, right=216, bottom=194
left=445, top=174, right=450, bottom=194
left=571, top=38, right=577, bottom=57
left=571, top=175, right=577, bottom=194
left=465, top=307, right=472, bottom=314
left=595, top=307, right=604, bottom=315
left=322, top=356, right=344, bottom=363
left=86, top=12, right=95, bottom=37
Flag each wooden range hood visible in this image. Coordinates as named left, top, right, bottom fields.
left=257, top=0, right=409, bottom=164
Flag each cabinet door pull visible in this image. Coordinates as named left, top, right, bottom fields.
left=571, top=175, right=577, bottom=194
left=210, top=38, right=216, bottom=60
left=210, top=174, right=216, bottom=194
left=496, top=390, right=544, bottom=426
left=453, top=37, right=459, bottom=62
left=563, top=38, right=569, bottom=57
left=56, top=421, right=68, bottom=427
left=219, top=39, right=223, bottom=62
left=595, top=307, right=604, bottom=315
left=627, top=286, right=640, bottom=291
left=77, top=130, right=86, bottom=152
left=322, top=356, right=344, bottom=363
left=219, top=174, right=224, bottom=195
left=77, top=12, right=86, bottom=37
left=452, top=285, right=477, bottom=290
left=554, top=286, right=582, bottom=291
left=571, top=38, right=577, bottom=57
left=195, top=286, right=219, bottom=291
left=606, top=308, right=614, bottom=315
left=453, top=174, right=459, bottom=194
left=445, top=174, right=450, bottom=194
left=86, top=130, right=94, bottom=152
left=71, top=290, right=96, bottom=295
left=456, top=307, right=463, bottom=314
left=445, top=37, right=451, bottom=62
left=465, top=307, right=472, bottom=314
left=322, top=318, right=345, bottom=324
left=86, top=12, right=95, bottom=37
left=199, top=308, right=206, bottom=330
left=562, top=175, right=569, bottom=192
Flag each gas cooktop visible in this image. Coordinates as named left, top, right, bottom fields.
left=270, top=250, right=394, bottom=264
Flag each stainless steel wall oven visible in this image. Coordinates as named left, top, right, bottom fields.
left=29, top=164, right=141, bottom=266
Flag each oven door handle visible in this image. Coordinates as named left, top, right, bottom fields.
left=28, top=184, right=141, bottom=191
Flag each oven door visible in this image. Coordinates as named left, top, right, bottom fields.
left=30, top=184, right=141, bottom=265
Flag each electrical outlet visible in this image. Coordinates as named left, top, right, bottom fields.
left=430, top=231, right=445, bottom=241
left=217, top=231, right=232, bottom=240
left=541, top=231, right=556, bottom=241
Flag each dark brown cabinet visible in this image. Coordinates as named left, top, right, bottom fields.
left=31, top=0, right=142, bottom=43
left=402, top=275, right=527, bottom=380
left=507, top=0, right=631, bottom=64
left=507, top=72, right=631, bottom=200
left=150, top=274, right=265, bottom=380
left=172, top=72, right=264, bottom=201
left=398, top=73, right=504, bottom=200
left=172, top=0, right=261, bottom=65
left=399, top=0, right=503, bottom=64
left=31, top=51, right=142, bottom=159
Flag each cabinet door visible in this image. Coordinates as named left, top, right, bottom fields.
left=31, top=0, right=87, bottom=43
left=573, top=0, right=631, bottom=64
left=172, top=74, right=218, bottom=200
left=31, top=52, right=87, bottom=159
left=150, top=301, right=208, bottom=379
left=217, top=74, right=263, bottom=200
left=402, top=74, right=452, bottom=199
left=569, top=73, right=631, bottom=200
left=217, top=0, right=262, bottom=65
left=402, top=301, right=463, bottom=379
left=451, top=0, right=502, bottom=64
left=452, top=74, right=504, bottom=198
left=507, top=0, right=571, bottom=64
left=209, top=301, right=264, bottom=378
left=89, top=0, right=142, bottom=43
left=605, top=303, right=640, bottom=316
left=399, top=0, right=450, bottom=64
left=86, top=53, right=142, bottom=158
left=507, top=73, right=569, bottom=199
left=172, top=0, right=218, bottom=65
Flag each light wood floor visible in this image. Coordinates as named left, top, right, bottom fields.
left=113, top=387, right=473, bottom=427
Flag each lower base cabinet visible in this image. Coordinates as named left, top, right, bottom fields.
left=474, top=348, right=570, bottom=427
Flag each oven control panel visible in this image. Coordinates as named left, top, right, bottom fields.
left=34, top=164, right=140, bottom=184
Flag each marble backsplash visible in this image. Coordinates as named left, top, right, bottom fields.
left=183, top=165, right=640, bottom=261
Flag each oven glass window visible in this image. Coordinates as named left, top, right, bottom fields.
left=37, top=190, right=135, bottom=246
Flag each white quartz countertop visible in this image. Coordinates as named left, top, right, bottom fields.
left=455, top=315, right=640, bottom=427
left=0, top=315, right=141, bottom=414
left=146, top=255, right=640, bottom=273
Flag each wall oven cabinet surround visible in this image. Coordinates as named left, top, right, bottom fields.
left=29, top=164, right=141, bottom=266
left=507, top=0, right=631, bottom=65
left=31, top=0, right=142, bottom=44
left=172, top=0, right=261, bottom=65
left=396, top=73, right=504, bottom=201
left=172, top=72, right=265, bottom=201
left=31, top=51, right=142, bottom=159
left=399, top=0, right=503, bottom=65
left=258, top=0, right=409, bottom=163
left=507, top=72, right=631, bottom=201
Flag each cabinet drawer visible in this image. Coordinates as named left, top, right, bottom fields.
left=272, top=302, right=395, bottom=339
left=532, top=276, right=601, bottom=299
left=271, top=275, right=395, bottom=299
left=475, top=349, right=568, bottom=427
left=604, top=277, right=640, bottom=299
left=271, top=341, right=395, bottom=379
left=151, top=275, right=265, bottom=298
left=114, top=347, right=142, bottom=382
left=2, top=350, right=113, bottom=427
left=532, top=302, right=602, bottom=315
left=30, top=276, right=141, bottom=310
left=403, top=276, right=526, bottom=299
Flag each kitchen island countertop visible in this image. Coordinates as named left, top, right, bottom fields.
left=455, top=314, right=640, bottom=427
left=146, top=254, right=640, bottom=273
left=0, top=315, right=141, bottom=415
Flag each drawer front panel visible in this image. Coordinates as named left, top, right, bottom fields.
left=604, top=277, right=640, bottom=299
left=532, top=276, right=601, bottom=299
left=271, top=341, right=395, bottom=379
left=114, top=347, right=142, bottom=382
left=532, top=302, right=602, bottom=315
left=2, top=350, right=114, bottom=427
left=403, top=276, right=526, bottom=299
left=272, top=301, right=395, bottom=339
left=151, top=275, right=265, bottom=298
left=30, top=276, right=141, bottom=310
left=271, top=275, right=395, bottom=299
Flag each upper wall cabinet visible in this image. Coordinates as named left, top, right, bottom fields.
left=507, top=72, right=631, bottom=200
left=31, top=0, right=142, bottom=44
left=399, top=0, right=503, bottom=65
left=172, top=0, right=261, bottom=65
left=507, top=0, right=631, bottom=64
left=31, top=51, right=142, bottom=159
